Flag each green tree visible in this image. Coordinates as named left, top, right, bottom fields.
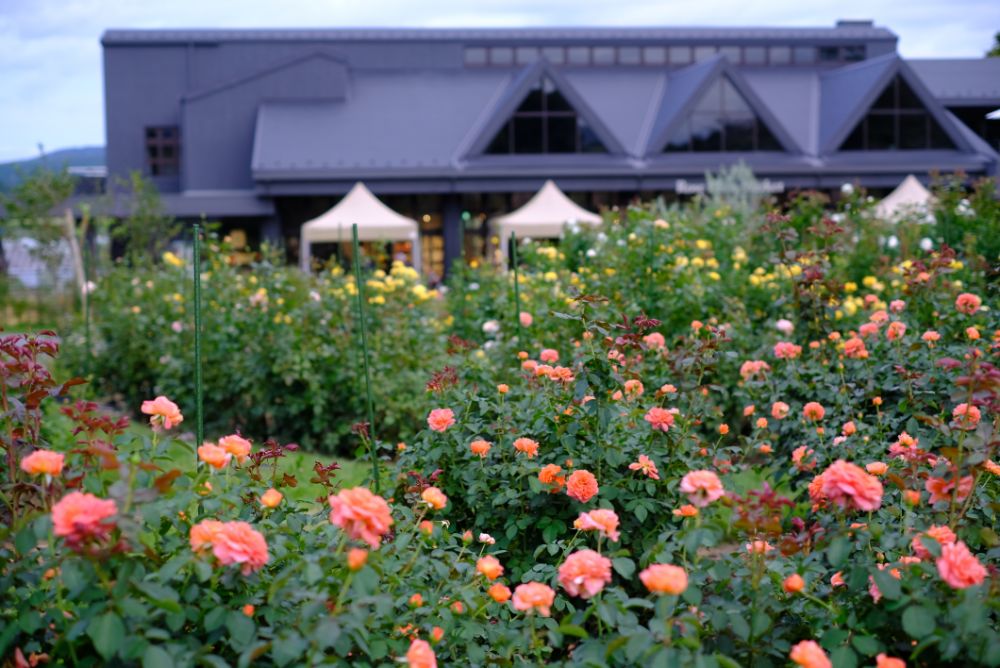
left=109, top=171, right=182, bottom=265
left=988, top=31, right=1000, bottom=57
left=0, top=166, right=75, bottom=285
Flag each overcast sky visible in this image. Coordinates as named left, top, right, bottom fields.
left=1, top=0, right=998, bottom=162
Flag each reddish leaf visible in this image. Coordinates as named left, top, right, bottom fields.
left=153, top=469, right=182, bottom=493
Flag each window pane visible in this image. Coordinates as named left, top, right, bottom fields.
left=541, top=46, right=565, bottom=64
left=513, top=116, right=543, bottom=153
left=818, top=46, right=840, bottom=62
left=162, top=145, right=174, bottom=159
left=758, top=121, right=783, bottom=150
left=721, top=78, right=751, bottom=115
left=867, top=113, right=896, bottom=149
left=515, top=47, right=539, bottom=65
left=724, top=118, right=755, bottom=151
left=871, top=80, right=895, bottom=109
left=897, top=78, right=923, bottom=109
left=521, top=83, right=544, bottom=112
left=899, top=113, right=929, bottom=149
left=744, top=46, right=766, bottom=65
left=664, top=121, right=691, bottom=152
left=544, top=79, right=572, bottom=112
left=593, top=47, right=615, bottom=65
left=618, top=46, right=641, bottom=65
left=718, top=46, right=740, bottom=63
left=490, top=47, right=513, bottom=65
left=567, top=47, right=589, bottom=64
left=792, top=47, right=815, bottom=64
left=694, top=46, right=716, bottom=61
left=690, top=114, right=723, bottom=151
left=840, top=121, right=865, bottom=150
left=843, top=45, right=865, bottom=62
left=769, top=46, right=791, bottom=64
left=929, top=115, right=955, bottom=149
left=485, top=123, right=511, bottom=154
left=161, top=127, right=174, bottom=139
left=642, top=46, right=667, bottom=65
left=548, top=116, right=577, bottom=152
left=669, top=46, right=692, bottom=64
left=464, top=47, right=487, bottom=65
left=694, top=79, right=725, bottom=115
left=578, top=118, right=607, bottom=153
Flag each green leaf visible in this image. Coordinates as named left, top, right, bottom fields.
left=851, top=635, right=880, bottom=656
left=829, top=645, right=858, bottom=668
left=827, top=536, right=850, bottom=567
left=871, top=568, right=902, bottom=601
left=612, top=557, right=636, bottom=579
left=751, top=610, right=771, bottom=637
left=226, top=611, right=255, bottom=648
left=143, top=644, right=174, bottom=668
left=902, top=605, right=936, bottom=639
left=88, top=612, right=125, bottom=660
left=728, top=612, right=750, bottom=641
left=558, top=624, right=590, bottom=639
left=14, top=525, right=36, bottom=555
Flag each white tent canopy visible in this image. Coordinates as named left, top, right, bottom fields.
left=299, top=182, right=421, bottom=271
left=491, top=180, right=603, bottom=253
left=875, top=175, right=934, bottom=221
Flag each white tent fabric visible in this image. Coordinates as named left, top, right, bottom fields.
left=299, top=182, right=421, bottom=271
left=875, top=175, right=934, bottom=221
left=491, top=180, right=602, bottom=253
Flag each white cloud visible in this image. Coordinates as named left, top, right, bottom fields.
left=1, top=0, right=997, bottom=161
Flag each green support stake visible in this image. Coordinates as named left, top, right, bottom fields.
left=510, top=231, right=522, bottom=340
left=352, top=224, right=380, bottom=493
left=83, top=237, right=91, bottom=379
left=193, top=223, right=205, bottom=448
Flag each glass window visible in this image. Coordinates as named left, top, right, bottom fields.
left=818, top=46, right=840, bottom=62
left=464, top=47, right=487, bottom=66
left=663, top=77, right=783, bottom=152
left=515, top=47, right=539, bottom=65
left=694, top=45, right=716, bottom=61
left=669, top=46, right=692, bottom=64
left=843, top=45, right=865, bottom=62
left=642, top=46, right=667, bottom=65
left=592, top=47, right=615, bottom=65
left=541, top=46, right=565, bottom=64
left=769, top=46, right=791, bottom=64
left=718, top=46, right=740, bottom=63
left=490, top=47, right=513, bottom=65
left=567, top=46, right=590, bottom=65
left=838, top=75, right=957, bottom=151
left=744, top=46, right=766, bottom=65
left=792, top=46, right=816, bottom=64
left=144, top=126, right=180, bottom=177
left=618, top=46, right=641, bottom=65
left=484, top=77, right=609, bottom=155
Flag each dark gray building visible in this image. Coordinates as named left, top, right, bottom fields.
left=102, top=22, right=1000, bottom=274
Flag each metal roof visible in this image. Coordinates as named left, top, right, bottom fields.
left=909, top=59, right=1000, bottom=105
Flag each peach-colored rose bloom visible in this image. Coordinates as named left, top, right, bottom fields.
left=540, top=348, right=559, bottom=363
left=984, top=460, right=1000, bottom=476
left=140, top=396, right=183, bottom=430
left=51, top=492, right=117, bottom=548
left=911, top=524, right=957, bottom=559
left=643, top=332, right=666, bottom=349
left=639, top=563, right=688, bottom=595
left=476, top=555, right=504, bottom=580
left=865, top=462, right=888, bottom=476
left=844, top=337, right=868, bottom=359
left=644, top=407, right=675, bottom=432
left=813, top=460, right=883, bottom=511
left=574, top=509, right=620, bottom=542
left=672, top=504, right=699, bottom=517
left=514, top=437, right=539, bottom=458
left=558, top=549, right=612, bottom=598
left=260, top=488, right=283, bottom=508
left=469, top=439, right=491, bottom=457
left=921, top=330, right=940, bottom=344
left=789, top=640, right=832, bottom=668
left=771, top=402, right=790, bottom=419
left=211, top=521, right=269, bottom=575
left=21, top=449, right=65, bottom=477
left=925, top=474, right=973, bottom=505
left=967, top=326, right=980, bottom=340
left=190, top=519, right=225, bottom=551
left=566, top=470, right=598, bottom=503
left=830, top=571, right=845, bottom=587
left=951, top=403, right=981, bottom=429
left=876, top=654, right=906, bottom=668
left=746, top=540, right=774, bottom=554
left=421, top=486, right=448, bottom=510
left=218, top=434, right=252, bottom=464
left=679, top=470, right=725, bottom=507
left=198, top=443, right=232, bottom=469
left=347, top=547, right=368, bottom=571
left=511, top=582, right=556, bottom=616
left=427, top=408, right=455, bottom=432
left=405, top=638, right=437, bottom=668
left=497, top=384, right=509, bottom=394
left=328, top=487, right=394, bottom=548
left=488, top=582, right=512, bottom=603
left=773, top=341, right=802, bottom=359
left=519, top=311, right=533, bottom=327
left=783, top=573, right=805, bottom=593
left=802, top=402, right=825, bottom=421
left=628, top=454, right=660, bottom=480
left=623, top=379, right=644, bottom=397
left=739, top=360, right=771, bottom=380
left=886, top=321, right=906, bottom=341
left=936, top=541, right=987, bottom=589
left=955, top=292, right=982, bottom=315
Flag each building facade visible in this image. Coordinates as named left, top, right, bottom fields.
left=102, top=22, right=1000, bottom=275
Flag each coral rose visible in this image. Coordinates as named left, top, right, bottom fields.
left=328, top=487, right=394, bottom=548
left=260, top=488, right=283, bottom=508
left=140, top=396, right=183, bottom=430
left=566, top=470, right=599, bottom=503
left=519, top=311, right=533, bottom=327
left=936, top=541, right=987, bottom=589
left=789, top=640, right=831, bottom=668
left=911, top=525, right=957, bottom=559
left=783, top=573, right=805, bottom=594
left=628, top=454, right=660, bottom=480
left=488, top=582, right=512, bottom=603
left=843, top=337, right=868, bottom=359
left=211, top=521, right=269, bottom=575
left=774, top=341, right=802, bottom=359
left=644, top=407, right=675, bottom=432
left=679, top=470, right=725, bottom=507
left=218, top=434, right=252, bottom=463
left=198, top=443, right=232, bottom=469
left=955, top=292, right=982, bottom=315
left=771, top=402, right=790, bottom=419
left=469, top=439, right=491, bottom=457
left=514, top=437, right=539, bottom=458
left=876, top=654, right=906, bottom=668
left=573, top=509, right=620, bottom=542
left=539, top=348, right=559, bottom=363
left=672, top=504, right=699, bottom=517
left=347, top=547, right=368, bottom=571
left=511, top=582, right=555, bottom=616
left=406, top=638, right=437, bottom=668
left=643, top=332, right=666, bottom=349
left=639, top=563, right=688, bottom=595
left=558, top=549, right=612, bottom=598
left=623, top=379, right=644, bottom=397
left=190, top=519, right=225, bottom=551
left=802, top=402, right=825, bottom=421
left=51, top=492, right=117, bottom=549
left=865, top=462, right=888, bottom=476
left=538, top=464, right=566, bottom=490
left=925, top=474, right=973, bottom=505
left=951, top=403, right=981, bottom=430
left=813, top=460, right=883, bottom=512
left=421, top=486, right=448, bottom=510
left=476, top=555, right=504, bottom=581
left=427, top=408, right=455, bottom=432
left=20, top=449, right=65, bottom=477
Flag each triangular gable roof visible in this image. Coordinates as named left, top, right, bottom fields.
left=463, top=60, right=626, bottom=157
left=301, top=182, right=418, bottom=243
left=820, top=54, right=973, bottom=154
left=185, top=51, right=349, bottom=104
left=491, top=180, right=602, bottom=243
left=644, top=55, right=801, bottom=155
left=875, top=175, right=934, bottom=219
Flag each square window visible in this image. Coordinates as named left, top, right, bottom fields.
left=792, top=46, right=816, bottom=64
left=867, top=113, right=896, bottom=149
left=899, top=113, right=929, bottom=149
left=567, top=47, right=590, bottom=65
left=541, top=46, right=565, bottom=64
left=718, top=46, right=740, bottom=63
left=744, top=46, right=766, bottom=65
left=490, top=47, right=513, bottom=65
left=515, top=47, right=539, bottom=65
left=669, top=46, right=692, bottom=64
left=818, top=46, right=840, bottom=62
left=547, top=116, right=577, bottom=153
left=592, top=47, right=615, bottom=65
left=642, top=46, right=667, bottom=65
left=513, top=116, right=544, bottom=153
left=769, top=46, right=791, bottom=64
left=618, top=46, right=641, bottom=65
left=464, top=47, right=487, bottom=66
left=694, top=46, right=716, bottom=61
left=843, top=45, right=865, bottom=62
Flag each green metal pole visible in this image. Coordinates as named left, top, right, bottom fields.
left=193, top=223, right=204, bottom=447
left=352, top=224, right=380, bottom=493
left=510, top=231, right=522, bottom=340
left=83, top=236, right=91, bottom=379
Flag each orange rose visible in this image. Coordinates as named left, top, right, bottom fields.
left=639, top=563, right=688, bottom=595
left=936, top=541, right=987, bottom=589
left=558, top=549, right=612, bottom=598
left=476, top=555, right=504, bottom=581
left=219, top=434, right=252, bottom=464
left=347, top=547, right=368, bottom=571
left=20, top=449, right=65, bottom=477
left=513, top=437, right=539, bottom=458
left=260, top=488, right=283, bottom=508
left=328, top=487, right=394, bottom=548
left=679, top=470, right=725, bottom=507
left=487, top=582, right=512, bottom=603
left=511, top=582, right=555, bottom=616
left=140, top=395, right=183, bottom=430
left=783, top=573, right=805, bottom=593
left=573, top=509, right=620, bottom=542
left=427, top=408, right=455, bottom=432
left=421, top=486, right=448, bottom=510
left=566, top=470, right=598, bottom=503
left=51, top=491, right=117, bottom=550
left=198, top=443, right=232, bottom=469
left=802, top=402, right=825, bottom=421
left=469, top=439, right=491, bottom=457
left=790, top=640, right=831, bottom=668
left=405, top=638, right=437, bottom=668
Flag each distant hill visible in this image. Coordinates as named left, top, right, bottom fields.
left=0, top=147, right=105, bottom=193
